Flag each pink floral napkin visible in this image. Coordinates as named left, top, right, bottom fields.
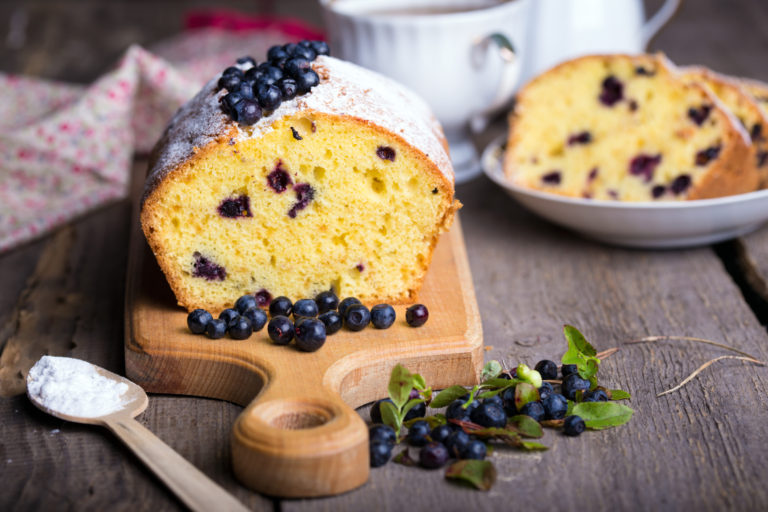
left=0, top=20, right=322, bottom=252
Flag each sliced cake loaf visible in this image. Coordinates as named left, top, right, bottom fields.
left=680, top=67, right=768, bottom=187
left=142, top=48, right=459, bottom=313
left=738, top=77, right=768, bottom=181
left=504, top=54, right=758, bottom=201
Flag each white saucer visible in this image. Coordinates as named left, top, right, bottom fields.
left=481, top=134, right=768, bottom=249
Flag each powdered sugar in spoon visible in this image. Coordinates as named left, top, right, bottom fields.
left=26, top=356, right=249, bottom=512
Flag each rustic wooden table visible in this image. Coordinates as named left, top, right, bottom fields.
left=2, top=1, right=768, bottom=510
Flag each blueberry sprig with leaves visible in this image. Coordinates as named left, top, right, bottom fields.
left=378, top=365, right=432, bottom=438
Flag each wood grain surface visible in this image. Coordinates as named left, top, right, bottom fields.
left=2, top=0, right=768, bottom=510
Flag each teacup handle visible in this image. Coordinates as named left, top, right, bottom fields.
left=642, top=0, right=683, bottom=48
left=469, top=33, right=519, bottom=134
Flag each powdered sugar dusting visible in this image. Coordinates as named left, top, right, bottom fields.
left=27, top=356, right=130, bottom=418
left=144, top=56, right=453, bottom=201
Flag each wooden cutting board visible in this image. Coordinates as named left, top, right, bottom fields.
left=124, top=217, right=483, bottom=498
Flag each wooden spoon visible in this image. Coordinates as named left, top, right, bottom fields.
left=26, top=357, right=249, bottom=512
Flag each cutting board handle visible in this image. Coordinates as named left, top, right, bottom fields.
left=231, top=372, right=369, bottom=498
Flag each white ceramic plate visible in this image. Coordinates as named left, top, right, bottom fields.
left=481, top=135, right=768, bottom=248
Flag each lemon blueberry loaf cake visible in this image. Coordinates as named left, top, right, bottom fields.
left=142, top=42, right=460, bottom=312
left=504, top=54, right=758, bottom=201
left=680, top=67, right=768, bottom=187
left=738, top=77, right=768, bottom=178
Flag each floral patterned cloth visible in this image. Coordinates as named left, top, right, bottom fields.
left=0, top=23, right=320, bottom=252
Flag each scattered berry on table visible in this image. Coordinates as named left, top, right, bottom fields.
left=562, top=374, right=591, bottom=400
left=470, top=402, right=507, bottom=429
left=219, top=308, right=239, bottom=324
left=345, top=304, right=371, bottom=331
left=370, top=398, right=394, bottom=424
left=483, top=395, right=504, bottom=408
left=407, top=420, right=431, bottom=446
left=460, top=440, right=487, bottom=460
left=542, top=393, right=569, bottom=420
left=419, top=442, right=449, bottom=469
left=534, top=359, right=558, bottom=380
left=370, top=440, right=392, bottom=468
left=338, top=297, right=362, bottom=317
left=561, top=364, right=578, bottom=378
left=538, top=382, right=554, bottom=401
left=501, top=387, right=518, bottom=416
left=430, top=424, right=453, bottom=444
left=445, top=431, right=471, bottom=458
left=315, top=290, right=339, bottom=314
left=519, top=401, right=546, bottom=423
left=405, top=401, right=427, bottom=421
left=318, top=311, right=343, bottom=335
left=563, top=415, right=586, bottom=436
left=267, top=315, right=294, bottom=345
left=235, top=295, right=257, bottom=313
left=242, top=307, right=268, bottom=332
left=293, top=298, right=319, bottom=319
left=187, top=309, right=213, bottom=334
left=370, top=304, right=396, bottom=329
left=405, top=304, right=429, bottom=327
left=269, top=296, right=293, bottom=317
left=228, top=317, right=253, bottom=340
left=446, top=399, right=479, bottom=422
left=369, top=424, right=397, bottom=446
left=517, top=363, right=543, bottom=388
left=205, top=319, right=227, bottom=339
left=294, top=318, right=326, bottom=352
left=583, top=389, right=609, bottom=402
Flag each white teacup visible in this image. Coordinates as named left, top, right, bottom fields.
left=320, top=0, right=531, bottom=183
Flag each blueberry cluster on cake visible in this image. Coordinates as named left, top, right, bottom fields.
left=142, top=41, right=460, bottom=313
left=504, top=54, right=759, bottom=201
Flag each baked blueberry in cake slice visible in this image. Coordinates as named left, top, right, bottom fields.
left=141, top=43, right=460, bottom=312
left=737, top=77, right=768, bottom=184
left=504, top=54, right=758, bottom=201
left=680, top=67, right=768, bottom=187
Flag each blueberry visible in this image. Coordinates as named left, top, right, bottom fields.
left=242, top=307, right=268, bottom=332
left=256, top=83, right=282, bottom=111
left=219, top=308, right=239, bottom=324
left=283, top=43, right=300, bottom=57
left=258, top=63, right=284, bottom=82
left=369, top=440, right=392, bottom=468
left=193, top=253, right=227, bottom=281
left=561, top=364, right=578, bottom=378
left=542, top=393, right=568, bottom=420
left=405, top=304, right=428, bottom=327
left=228, top=316, right=253, bottom=340
left=267, top=315, right=294, bottom=345
left=295, top=69, right=320, bottom=93
left=292, top=298, right=319, bottom=319
left=218, top=73, right=242, bottom=91
left=629, top=154, right=662, bottom=183
left=370, top=398, right=393, bottom=424
left=291, top=44, right=316, bottom=61
left=235, top=295, right=257, bottom=313
left=237, top=80, right=255, bottom=99
left=670, top=174, right=692, bottom=195
left=284, top=57, right=311, bottom=78
left=370, top=304, right=396, bottom=329
left=419, top=442, right=449, bottom=469
left=534, top=360, right=558, bottom=380
left=695, top=145, right=721, bottom=166
left=205, top=319, right=227, bottom=339
left=310, top=40, right=330, bottom=56
left=294, top=318, right=326, bottom=352
left=444, top=431, right=471, bottom=458
left=501, top=387, right=518, bottom=416
left=563, top=415, right=586, bottom=436
left=519, top=401, right=545, bottom=422
left=541, top=171, right=562, bottom=185
left=405, top=401, right=426, bottom=421
left=446, top=399, right=478, bottom=422
left=460, top=440, right=487, bottom=460
left=318, top=311, right=342, bottom=335
left=562, top=374, right=591, bottom=400
left=583, top=389, right=609, bottom=402
left=338, top=297, right=362, bottom=317
left=238, top=98, right=262, bottom=125
left=407, top=420, right=430, bottom=447
left=483, top=395, right=504, bottom=408
left=538, top=382, right=554, bottom=401
left=369, top=424, right=397, bottom=446
left=315, top=290, right=339, bottom=314
left=221, top=66, right=243, bottom=79
left=599, top=75, right=624, bottom=106
left=267, top=45, right=288, bottom=61
left=470, top=403, right=507, bottom=428
left=345, top=304, right=371, bottom=331
left=236, top=56, right=256, bottom=66
left=279, top=78, right=298, bottom=101
left=187, top=309, right=213, bottom=334
left=221, top=92, right=244, bottom=118
left=269, top=296, right=293, bottom=317
left=430, top=424, right=452, bottom=444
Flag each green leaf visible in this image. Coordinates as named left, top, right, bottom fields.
left=445, top=460, right=497, bottom=491
left=507, top=415, right=544, bottom=438
left=562, top=325, right=601, bottom=380
left=571, top=402, right=634, bottom=430
left=480, top=377, right=520, bottom=389
left=462, top=385, right=480, bottom=409
left=610, top=389, right=631, bottom=400
left=412, top=374, right=427, bottom=391
left=430, top=385, right=468, bottom=409
left=380, top=400, right=401, bottom=432
left=518, top=440, right=549, bottom=451
left=514, top=382, right=539, bottom=410
left=477, top=386, right=513, bottom=399
left=566, top=400, right=575, bottom=416
left=481, top=360, right=503, bottom=381
left=393, top=448, right=418, bottom=467
left=388, top=364, right=415, bottom=409
left=401, top=398, right=425, bottom=419
left=405, top=413, right=446, bottom=429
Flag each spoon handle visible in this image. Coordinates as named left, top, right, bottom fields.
left=105, top=416, right=250, bottom=512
